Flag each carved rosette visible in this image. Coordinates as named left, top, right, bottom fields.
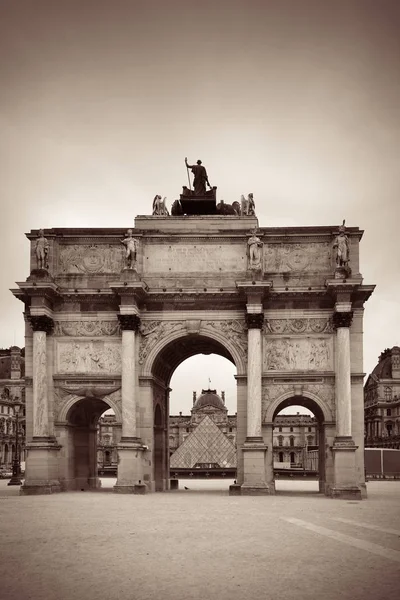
left=246, top=313, right=264, bottom=329
left=29, top=315, right=54, bottom=334
left=332, top=311, right=353, bottom=329
left=118, top=314, right=141, bottom=332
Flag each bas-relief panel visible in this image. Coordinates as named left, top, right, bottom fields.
left=144, top=243, right=246, bottom=273
left=263, top=243, right=331, bottom=272
left=264, top=337, right=333, bottom=371
left=56, top=341, right=122, bottom=374
left=58, top=245, right=124, bottom=274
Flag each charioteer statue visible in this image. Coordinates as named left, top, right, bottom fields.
left=172, top=157, right=217, bottom=215
left=184, top=157, right=212, bottom=196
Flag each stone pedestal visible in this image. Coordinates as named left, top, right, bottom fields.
left=331, top=437, right=361, bottom=499
left=113, top=442, right=146, bottom=494
left=20, top=439, right=62, bottom=495
left=241, top=440, right=270, bottom=495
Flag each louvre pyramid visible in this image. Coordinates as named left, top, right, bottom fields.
left=170, top=415, right=237, bottom=469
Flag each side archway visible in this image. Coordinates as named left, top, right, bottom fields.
left=56, top=392, right=122, bottom=491
left=264, top=392, right=334, bottom=495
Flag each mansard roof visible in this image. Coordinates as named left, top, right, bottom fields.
left=369, top=346, right=400, bottom=381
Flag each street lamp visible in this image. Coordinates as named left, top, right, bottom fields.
left=8, top=403, right=22, bottom=486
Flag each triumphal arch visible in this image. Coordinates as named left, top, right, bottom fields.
left=12, top=168, right=374, bottom=498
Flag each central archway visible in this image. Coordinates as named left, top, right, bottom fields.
left=140, top=331, right=245, bottom=492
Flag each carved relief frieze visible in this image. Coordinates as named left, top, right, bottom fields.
left=203, top=320, right=247, bottom=360
left=56, top=341, right=122, bottom=374
left=265, top=317, right=333, bottom=335
left=54, top=320, right=120, bottom=337
left=264, top=337, right=333, bottom=371
left=263, top=242, right=331, bottom=272
left=58, top=244, right=124, bottom=274
left=139, top=321, right=184, bottom=365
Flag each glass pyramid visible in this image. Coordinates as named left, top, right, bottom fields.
left=170, top=415, right=237, bottom=469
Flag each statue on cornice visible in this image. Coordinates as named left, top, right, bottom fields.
left=35, top=229, right=49, bottom=270
left=185, top=157, right=212, bottom=196
left=333, top=220, right=350, bottom=274
left=248, top=228, right=263, bottom=271
left=120, top=229, right=139, bottom=270
left=241, top=193, right=256, bottom=216
left=152, top=195, right=169, bottom=216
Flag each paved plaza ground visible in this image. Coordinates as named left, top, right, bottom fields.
left=0, top=479, right=399, bottom=600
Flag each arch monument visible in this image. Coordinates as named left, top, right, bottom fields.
left=12, top=178, right=375, bottom=498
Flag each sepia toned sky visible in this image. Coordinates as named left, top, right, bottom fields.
left=1, top=0, right=399, bottom=414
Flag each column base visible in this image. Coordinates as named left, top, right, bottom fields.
left=20, top=482, right=62, bottom=495
left=113, top=483, right=147, bottom=495
left=113, top=438, right=147, bottom=493
left=241, top=483, right=271, bottom=496
left=329, top=486, right=362, bottom=500
left=21, top=437, right=61, bottom=495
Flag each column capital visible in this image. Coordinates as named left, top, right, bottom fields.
left=118, top=314, right=141, bottom=331
left=246, top=313, right=264, bottom=329
left=29, top=315, right=54, bottom=333
left=332, top=311, right=353, bottom=329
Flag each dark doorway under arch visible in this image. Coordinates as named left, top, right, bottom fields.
left=272, top=396, right=326, bottom=494
left=65, top=397, right=113, bottom=491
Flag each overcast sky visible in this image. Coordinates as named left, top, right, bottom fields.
left=1, top=0, right=399, bottom=415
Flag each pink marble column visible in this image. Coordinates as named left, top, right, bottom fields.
left=333, top=311, right=353, bottom=438
left=245, top=313, right=264, bottom=440
left=30, top=316, right=54, bottom=439
left=118, top=314, right=140, bottom=441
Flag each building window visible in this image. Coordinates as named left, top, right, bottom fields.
left=186, top=428, right=190, bottom=433
left=387, top=409, right=392, bottom=416
left=386, top=423, right=393, bottom=437
left=289, top=437, right=294, bottom=447
left=279, top=427, right=282, bottom=432
left=308, top=427, right=312, bottom=432
left=290, top=452, right=295, bottom=464
left=290, top=427, right=293, bottom=432
left=279, top=452, right=284, bottom=463
left=229, top=427, right=233, bottom=432
left=278, top=436, right=283, bottom=447
left=384, top=387, right=392, bottom=401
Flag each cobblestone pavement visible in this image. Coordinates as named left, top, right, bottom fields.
left=0, top=479, right=399, bottom=600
